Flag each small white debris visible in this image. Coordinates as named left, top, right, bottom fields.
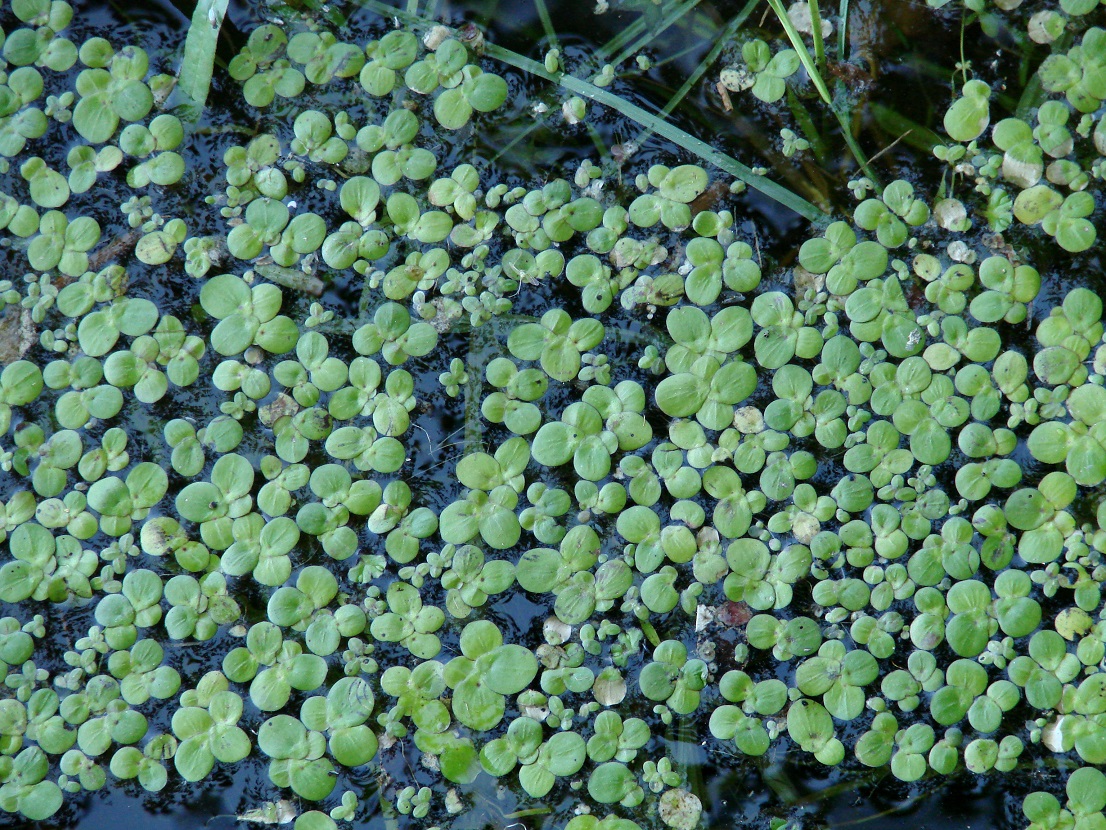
left=423, top=25, right=452, bottom=50
left=543, top=616, right=572, bottom=646
left=787, top=1, right=833, bottom=37
left=236, top=800, right=296, bottom=824
left=947, top=240, right=976, bottom=264
left=1041, top=717, right=1069, bottom=752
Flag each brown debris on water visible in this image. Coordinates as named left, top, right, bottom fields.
left=716, top=600, right=752, bottom=628
left=0, top=306, right=35, bottom=364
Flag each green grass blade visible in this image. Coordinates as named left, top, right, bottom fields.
left=484, top=41, right=827, bottom=221
left=766, top=0, right=877, bottom=182
left=596, top=14, right=647, bottom=63
left=611, top=0, right=700, bottom=70
left=765, top=0, right=831, bottom=105
left=835, top=106, right=877, bottom=184
left=837, top=0, right=848, bottom=61
left=358, top=0, right=826, bottom=220
left=649, top=41, right=707, bottom=70
left=807, top=0, right=826, bottom=72
left=177, top=0, right=229, bottom=109
left=534, top=0, right=562, bottom=54
left=786, top=86, right=828, bottom=162
left=632, top=0, right=757, bottom=147
left=870, top=103, right=943, bottom=155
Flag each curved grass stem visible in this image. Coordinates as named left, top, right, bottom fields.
left=534, top=0, right=562, bottom=54
left=630, top=0, right=758, bottom=148
left=807, top=0, right=826, bottom=73
left=765, top=0, right=877, bottom=184
left=485, top=42, right=827, bottom=221
left=610, top=0, right=701, bottom=70
left=358, top=0, right=827, bottom=222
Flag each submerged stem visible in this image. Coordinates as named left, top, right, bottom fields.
left=631, top=0, right=757, bottom=148
left=837, top=0, right=849, bottom=62
left=808, top=0, right=826, bottom=73
left=534, top=0, right=562, bottom=54
left=766, top=0, right=876, bottom=182
left=610, top=0, right=700, bottom=70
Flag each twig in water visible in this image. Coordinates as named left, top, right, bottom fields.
left=413, top=424, right=465, bottom=456
left=866, top=129, right=913, bottom=167
left=421, top=448, right=465, bottom=473
left=716, top=82, right=733, bottom=112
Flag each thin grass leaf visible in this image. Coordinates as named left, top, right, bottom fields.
left=766, top=0, right=877, bottom=182
left=358, top=0, right=826, bottom=219
left=484, top=41, right=826, bottom=221
left=837, top=0, right=848, bottom=61
left=534, top=0, right=562, bottom=54
left=1014, top=30, right=1070, bottom=119
left=633, top=0, right=757, bottom=147
left=611, top=0, right=700, bottom=70
left=786, top=86, right=828, bottom=161
left=650, top=41, right=707, bottom=70
left=586, top=123, right=610, bottom=159
left=596, top=11, right=648, bottom=62
left=870, top=103, right=942, bottom=155
left=807, top=0, right=826, bottom=72
left=766, top=0, right=832, bottom=105
left=178, top=0, right=229, bottom=109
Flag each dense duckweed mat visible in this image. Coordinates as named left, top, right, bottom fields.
left=0, top=0, right=1105, bottom=828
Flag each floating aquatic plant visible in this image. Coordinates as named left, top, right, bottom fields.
left=0, top=0, right=1105, bottom=828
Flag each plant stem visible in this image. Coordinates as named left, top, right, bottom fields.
left=361, top=0, right=826, bottom=220
left=870, top=102, right=943, bottom=155
left=611, top=0, right=700, bottom=70
left=631, top=0, right=757, bottom=148
left=766, top=0, right=876, bottom=182
left=463, top=327, right=488, bottom=456
left=586, top=122, right=610, bottom=159
left=959, top=13, right=968, bottom=85
left=533, top=0, right=561, bottom=54
left=596, top=10, right=648, bottom=63
left=835, top=108, right=877, bottom=183
left=485, top=41, right=826, bottom=221
left=786, top=86, right=828, bottom=162
left=837, top=0, right=849, bottom=61
left=1016, top=31, right=1070, bottom=119
left=671, top=716, right=705, bottom=801
left=646, top=40, right=703, bottom=70
left=766, top=0, right=831, bottom=105
left=808, top=0, right=826, bottom=73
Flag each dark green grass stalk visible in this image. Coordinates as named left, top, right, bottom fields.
left=630, top=0, right=758, bottom=147
left=610, top=0, right=701, bottom=70
left=766, top=0, right=877, bottom=183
